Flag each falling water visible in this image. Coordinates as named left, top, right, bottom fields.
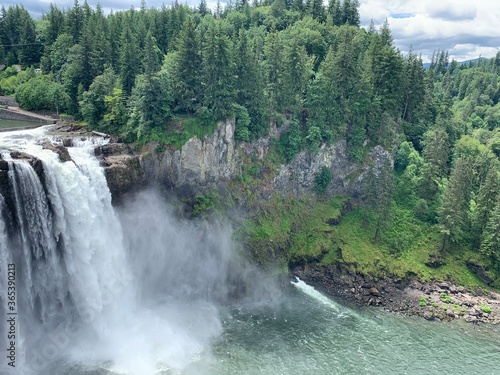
left=0, top=126, right=277, bottom=375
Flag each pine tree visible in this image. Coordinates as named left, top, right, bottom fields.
left=202, top=21, right=235, bottom=119
left=18, top=13, right=40, bottom=66
left=143, top=32, right=161, bottom=77
left=264, top=28, right=285, bottom=116
left=419, top=126, right=449, bottom=200
left=480, top=194, right=500, bottom=266
left=283, top=37, right=311, bottom=115
left=234, top=29, right=267, bottom=137
left=172, top=17, right=202, bottom=113
left=119, top=23, right=139, bottom=95
left=67, top=0, right=85, bottom=41
left=44, top=4, right=65, bottom=46
left=362, top=158, right=393, bottom=240
left=474, top=165, right=499, bottom=247
left=308, top=0, right=326, bottom=23
left=88, top=4, right=111, bottom=79
left=327, top=0, right=342, bottom=26
left=438, top=157, right=473, bottom=251
left=198, top=0, right=209, bottom=16
left=341, top=0, right=360, bottom=27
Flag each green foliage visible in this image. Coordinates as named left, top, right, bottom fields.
left=438, top=157, right=473, bottom=251
left=278, top=119, right=303, bottom=162
left=15, top=74, right=69, bottom=111
left=233, top=103, right=251, bottom=142
left=314, top=165, right=332, bottom=195
left=419, top=298, right=427, bottom=307
left=191, top=192, right=222, bottom=218
left=481, top=305, right=492, bottom=314
left=440, top=292, right=452, bottom=304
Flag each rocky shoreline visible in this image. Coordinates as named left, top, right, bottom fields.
left=291, top=264, right=500, bottom=324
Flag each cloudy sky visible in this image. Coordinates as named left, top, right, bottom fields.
left=3, top=0, right=499, bottom=62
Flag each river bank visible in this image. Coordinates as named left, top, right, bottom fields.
left=291, top=264, right=500, bottom=324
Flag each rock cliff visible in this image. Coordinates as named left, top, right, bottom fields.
left=141, top=119, right=236, bottom=193
left=137, top=119, right=392, bottom=199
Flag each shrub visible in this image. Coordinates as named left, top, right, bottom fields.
left=440, top=292, right=452, bottom=304
left=419, top=298, right=427, bottom=307
left=314, top=166, right=332, bottom=195
left=481, top=305, right=491, bottom=314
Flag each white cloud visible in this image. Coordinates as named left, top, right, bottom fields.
left=425, top=0, right=477, bottom=21
left=359, top=0, right=500, bottom=62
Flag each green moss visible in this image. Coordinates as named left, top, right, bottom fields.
left=236, top=195, right=347, bottom=268
left=136, top=115, right=218, bottom=149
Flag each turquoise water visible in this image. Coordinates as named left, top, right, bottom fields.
left=18, top=279, right=500, bottom=375
left=206, top=280, right=500, bottom=374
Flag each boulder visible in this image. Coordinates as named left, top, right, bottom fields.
left=41, top=141, right=72, bottom=163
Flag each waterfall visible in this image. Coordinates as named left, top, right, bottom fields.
left=0, top=131, right=136, bottom=374
left=0, top=126, right=278, bottom=375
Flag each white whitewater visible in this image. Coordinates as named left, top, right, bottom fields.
left=291, top=277, right=345, bottom=314
left=0, top=126, right=224, bottom=375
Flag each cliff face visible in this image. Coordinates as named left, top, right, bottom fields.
left=273, top=142, right=391, bottom=198
left=141, top=119, right=236, bottom=193
left=122, top=119, right=392, bottom=199
left=0, top=121, right=392, bottom=204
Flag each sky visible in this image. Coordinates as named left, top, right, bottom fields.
left=2, top=0, right=499, bottom=63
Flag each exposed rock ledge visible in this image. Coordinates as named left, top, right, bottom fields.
left=292, top=264, right=500, bottom=324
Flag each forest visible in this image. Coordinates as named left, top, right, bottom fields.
left=0, top=0, right=499, bottom=285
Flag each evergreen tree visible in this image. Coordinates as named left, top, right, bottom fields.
left=88, top=4, right=111, bottom=79
left=341, top=0, right=360, bottom=27
left=474, top=164, right=499, bottom=247
left=172, top=17, right=202, bottom=113
left=80, top=68, right=120, bottom=128
left=480, top=194, right=500, bottom=266
left=202, top=21, right=235, bottom=119
left=234, top=29, right=267, bottom=137
left=308, top=0, right=326, bottom=23
left=143, top=32, right=161, bottom=76
left=283, top=37, right=311, bottom=115
left=44, top=4, right=65, bottom=46
left=327, top=0, right=342, bottom=26
left=362, top=158, right=393, bottom=241
left=264, top=28, right=285, bottom=116
left=438, top=157, right=473, bottom=251
left=119, top=23, right=140, bottom=95
left=18, top=13, right=40, bottom=66
left=67, top=0, right=85, bottom=41
left=419, top=126, right=449, bottom=201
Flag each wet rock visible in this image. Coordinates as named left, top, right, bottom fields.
left=469, top=308, right=480, bottom=316
left=446, top=309, right=455, bottom=318
left=423, top=311, right=434, bottom=320
left=41, top=141, right=72, bottom=162
left=464, top=315, right=478, bottom=323
left=94, top=143, right=132, bottom=157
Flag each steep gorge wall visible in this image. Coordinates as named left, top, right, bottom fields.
left=141, top=119, right=237, bottom=193
left=132, top=119, right=393, bottom=199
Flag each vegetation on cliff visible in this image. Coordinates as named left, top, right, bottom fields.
left=1, top=1, right=499, bottom=289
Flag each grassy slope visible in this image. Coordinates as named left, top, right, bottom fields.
left=237, top=193, right=491, bottom=289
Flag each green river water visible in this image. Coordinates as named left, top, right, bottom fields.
left=52, top=279, right=499, bottom=375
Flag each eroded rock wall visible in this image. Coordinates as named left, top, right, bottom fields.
left=141, top=119, right=236, bottom=193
